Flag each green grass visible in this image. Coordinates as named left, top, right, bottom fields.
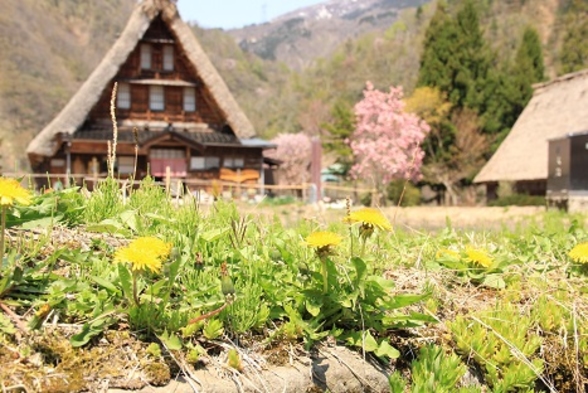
left=1, top=177, right=588, bottom=391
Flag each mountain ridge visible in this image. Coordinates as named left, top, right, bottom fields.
left=227, top=0, right=430, bottom=69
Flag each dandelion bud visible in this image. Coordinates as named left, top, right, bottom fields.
left=221, top=275, right=235, bottom=297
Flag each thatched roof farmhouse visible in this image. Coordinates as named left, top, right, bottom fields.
left=27, top=0, right=272, bottom=189
left=474, top=69, right=588, bottom=199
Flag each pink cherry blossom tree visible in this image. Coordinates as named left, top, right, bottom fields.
left=349, top=82, right=430, bottom=202
left=264, top=133, right=312, bottom=186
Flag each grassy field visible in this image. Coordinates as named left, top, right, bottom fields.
left=0, top=176, right=587, bottom=392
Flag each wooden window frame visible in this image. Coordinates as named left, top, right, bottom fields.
left=149, top=85, right=165, bottom=111
left=190, top=156, right=220, bottom=170
left=163, top=45, right=174, bottom=71
left=183, top=87, right=196, bottom=112
left=140, top=43, right=152, bottom=70
left=223, top=157, right=244, bottom=169
left=117, top=83, right=131, bottom=109
left=117, top=156, right=135, bottom=174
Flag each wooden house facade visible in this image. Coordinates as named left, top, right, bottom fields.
left=546, top=131, right=588, bottom=211
left=26, top=0, right=273, bottom=188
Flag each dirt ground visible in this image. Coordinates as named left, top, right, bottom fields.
left=237, top=203, right=552, bottom=231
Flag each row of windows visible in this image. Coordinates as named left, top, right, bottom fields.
left=117, top=83, right=196, bottom=112
left=141, top=43, right=174, bottom=71
left=51, top=155, right=246, bottom=173
left=112, top=156, right=245, bottom=172
left=138, top=149, right=245, bottom=170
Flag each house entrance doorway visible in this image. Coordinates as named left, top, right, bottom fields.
left=149, top=148, right=187, bottom=177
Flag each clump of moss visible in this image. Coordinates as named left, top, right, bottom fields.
left=0, top=328, right=171, bottom=391
left=143, top=362, right=171, bottom=386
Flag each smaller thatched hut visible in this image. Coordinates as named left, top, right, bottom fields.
left=474, top=69, right=588, bottom=200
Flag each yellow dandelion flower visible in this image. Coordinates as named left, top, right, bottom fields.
left=305, top=231, right=343, bottom=249
left=465, top=247, right=493, bottom=268
left=130, top=236, right=171, bottom=259
left=436, top=248, right=460, bottom=259
left=115, top=237, right=171, bottom=273
left=0, top=178, right=32, bottom=207
left=345, top=208, right=392, bottom=231
left=305, top=231, right=342, bottom=259
left=569, top=242, right=588, bottom=264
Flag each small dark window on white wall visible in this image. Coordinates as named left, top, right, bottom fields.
left=150, top=85, right=165, bottom=111
left=183, top=87, right=196, bottom=112
left=140, top=44, right=152, bottom=69
left=117, top=83, right=131, bottom=109
left=163, top=45, right=174, bottom=71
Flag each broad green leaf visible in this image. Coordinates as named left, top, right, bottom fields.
left=90, top=275, right=119, bottom=294
left=70, top=318, right=112, bottom=347
left=117, top=263, right=133, bottom=302
left=481, top=274, right=506, bottom=290
left=371, top=276, right=395, bottom=290
left=159, top=330, right=183, bottom=351
left=383, top=312, right=438, bottom=328
left=144, top=213, right=175, bottom=224
left=70, top=324, right=101, bottom=347
left=374, top=339, right=400, bottom=359
left=21, top=216, right=63, bottom=229
left=305, top=297, right=322, bottom=317
left=362, top=331, right=379, bottom=352
left=200, top=228, right=229, bottom=242
left=86, top=219, right=129, bottom=235
left=0, top=313, right=16, bottom=335
left=167, top=251, right=182, bottom=285
left=351, top=257, right=367, bottom=284
left=119, top=210, right=139, bottom=233
left=384, top=293, right=431, bottom=310
left=150, top=279, right=167, bottom=296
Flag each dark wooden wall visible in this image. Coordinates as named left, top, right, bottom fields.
left=87, top=14, right=226, bottom=127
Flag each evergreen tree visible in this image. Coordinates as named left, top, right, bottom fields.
left=507, top=26, right=545, bottom=126
left=418, top=1, right=492, bottom=121
left=517, top=26, right=545, bottom=83
left=451, top=0, right=492, bottom=111
left=417, top=2, right=458, bottom=94
left=482, top=25, right=545, bottom=144
left=559, top=0, right=588, bottom=74
left=322, top=99, right=355, bottom=171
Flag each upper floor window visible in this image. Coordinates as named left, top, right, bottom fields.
left=183, top=87, right=196, bottom=112
left=140, top=44, right=152, bottom=69
left=163, top=45, right=174, bottom=71
left=117, top=83, right=131, bottom=109
left=150, top=85, right=165, bottom=111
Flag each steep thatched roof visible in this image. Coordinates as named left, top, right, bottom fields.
left=474, top=69, right=588, bottom=183
left=27, top=0, right=255, bottom=160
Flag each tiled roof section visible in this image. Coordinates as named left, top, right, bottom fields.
left=73, top=127, right=240, bottom=146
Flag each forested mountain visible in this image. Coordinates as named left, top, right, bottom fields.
left=0, top=0, right=136, bottom=169
left=1, top=0, right=587, bottom=173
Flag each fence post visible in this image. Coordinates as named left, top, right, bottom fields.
left=310, top=137, right=322, bottom=203
left=165, top=166, right=171, bottom=197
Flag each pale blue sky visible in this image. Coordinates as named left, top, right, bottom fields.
left=176, top=0, right=324, bottom=29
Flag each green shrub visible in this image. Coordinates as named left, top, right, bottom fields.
left=387, top=180, right=421, bottom=206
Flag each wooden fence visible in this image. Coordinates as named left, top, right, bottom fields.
left=4, top=173, right=376, bottom=204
